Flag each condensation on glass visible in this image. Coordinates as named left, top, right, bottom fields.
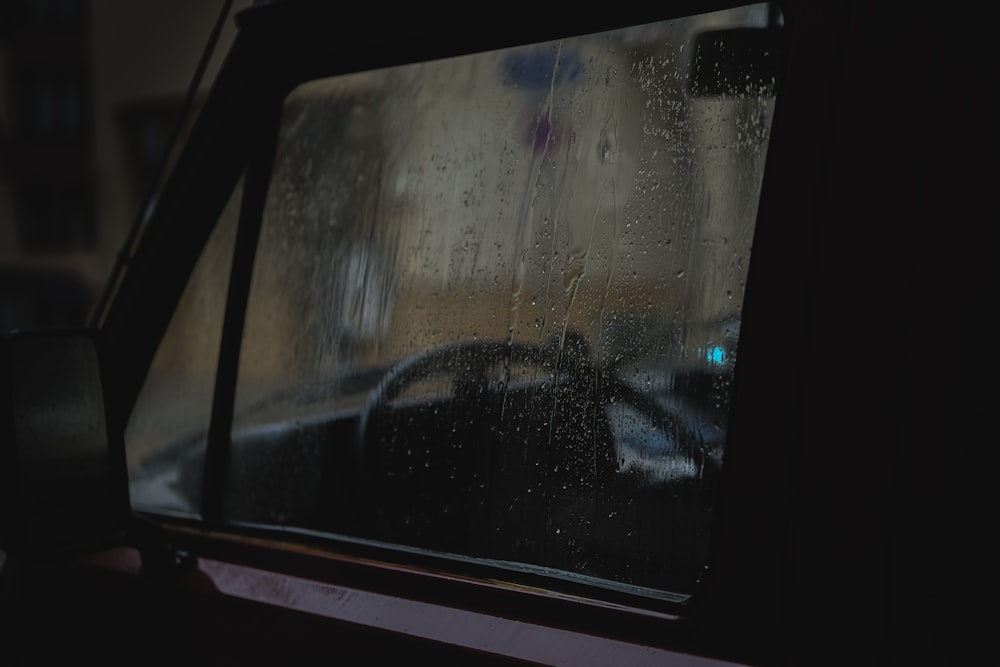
left=151, top=4, right=779, bottom=603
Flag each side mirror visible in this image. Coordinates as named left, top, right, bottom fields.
left=1, top=329, right=128, bottom=557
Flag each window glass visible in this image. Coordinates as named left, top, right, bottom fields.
left=125, top=176, right=243, bottom=516
left=228, top=4, right=780, bottom=601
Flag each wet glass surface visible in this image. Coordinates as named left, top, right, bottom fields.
left=130, top=3, right=782, bottom=602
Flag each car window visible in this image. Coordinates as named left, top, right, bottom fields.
left=131, top=3, right=782, bottom=607
left=124, top=175, right=243, bottom=516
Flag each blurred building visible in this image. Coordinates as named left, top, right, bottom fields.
left=0, top=0, right=248, bottom=332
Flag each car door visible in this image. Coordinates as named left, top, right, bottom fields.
left=3, top=2, right=993, bottom=666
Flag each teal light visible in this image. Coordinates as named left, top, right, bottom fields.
left=707, top=345, right=727, bottom=366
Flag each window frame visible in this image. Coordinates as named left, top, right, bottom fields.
left=95, top=2, right=849, bottom=664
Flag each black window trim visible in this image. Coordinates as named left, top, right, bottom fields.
left=201, top=96, right=284, bottom=524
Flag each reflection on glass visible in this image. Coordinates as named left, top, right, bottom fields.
left=227, top=4, right=780, bottom=601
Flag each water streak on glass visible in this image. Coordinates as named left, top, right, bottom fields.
left=224, top=3, right=780, bottom=599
